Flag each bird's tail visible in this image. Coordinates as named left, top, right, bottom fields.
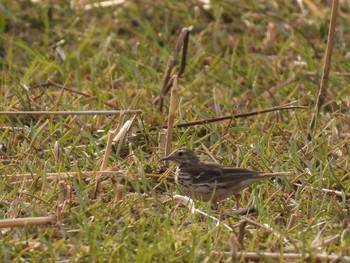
left=258, top=172, right=292, bottom=178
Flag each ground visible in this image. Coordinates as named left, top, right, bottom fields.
left=0, top=1, right=349, bottom=262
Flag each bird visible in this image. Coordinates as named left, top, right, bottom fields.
left=161, top=148, right=291, bottom=203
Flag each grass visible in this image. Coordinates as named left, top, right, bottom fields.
left=1, top=0, right=350, bottom=262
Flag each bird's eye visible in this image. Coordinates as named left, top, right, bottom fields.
left=178, top=152, right=183, bottom=156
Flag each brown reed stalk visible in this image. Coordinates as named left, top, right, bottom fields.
left=164, top=75, right=178, bottom=160
left=0, top=110, right=142, bottom=116
left=310, top=0, right=339, bottom=133
left=154, top=27, right=191, bottom=112
left=0, top=217, right=55, bottom=228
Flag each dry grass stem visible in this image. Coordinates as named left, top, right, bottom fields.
left=293, top=183, right=350, bottom=198
left=310, top=0, right=339, bottom=131
left=3, top=171, right=163, bottom=182
left=162, top=105, right=306, bottom=129
left=0, top=110, right=142, bottom=116
left=0, top=217, right=55, bottom=228
left=94, top=116, right=136, bottom=198
left=164, top=75, right=178, bottom=159
left=234, top=252, right=347, bottom=261
left=158, top=131, right=167, bottom=155
left=56, top=180, right=70, bottom=224
left=3, top=171, right=124, bottom=182
left=173, top=195, right=233, bottom=231
left=10, top=81, right=117, bottom=109
left=155, top=27, right=191, bottom=111
left=239, top=217, right=290, bottom=244
left=75, top=0, right=125, bottom=10
left=2, top=1, right=348, bottom=260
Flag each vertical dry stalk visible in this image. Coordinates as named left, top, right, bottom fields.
left=286, top=204, right=300, bottom=230
left=238, top=220, right=248, bottom=247
left=94, top=117, right=136, bottom=199
left=158, top=131, right=167, bottom=152
left=93, top=113, right=124, bottom=199
left=228, top=234, right=238, bottom=262
left=164, top=75, right=178, bottom=160
left=94, top=130, right=116, bottom=198
left=53, top=141, right=60, bottom=164
left=112, top=117, right=136, bottom=202
left=57, top=180, right=70, bottom=224
left=114, top=116, right=136, bottom=155
left=57, top=181, right=67, bottom=204
left=156, top=27, right=191, bottom=112
left=115, top=183, right=125, bottom=203
left=310, top=0, right=339, bottom=132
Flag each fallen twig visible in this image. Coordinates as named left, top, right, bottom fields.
left=2, top=171, right=163, bottom=182
left=74, top=0, right=125, bottom=10
left=8, top=81, right=118, bottom=109
left=162, top=105, right=306, bottom=129
left=174, top=195, right=233, bottom=231
left=209, top=251, right=348, bottom=262
left=0, top=110, right=142, bottom=116
left=236, top=217, right=291, bottom=245
left=0, top=217, right=55, bottom=228
left=294, top=183, right=350, bottom=198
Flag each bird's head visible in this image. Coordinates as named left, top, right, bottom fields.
left=161, top=148, right=200, bottom=166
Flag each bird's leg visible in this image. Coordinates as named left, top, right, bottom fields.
left=211, top=201, right=219, bottom=210
left=234, top=194, right=241, bottom=209
left=233, top=194, right=257, bottom=215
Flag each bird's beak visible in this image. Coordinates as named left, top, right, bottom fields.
left=160, top=153, right=173, bottom=161
left=160, top=156, right=170, bottom=161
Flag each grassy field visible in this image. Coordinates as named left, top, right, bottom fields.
left=1, top=0, right=349, bottom=262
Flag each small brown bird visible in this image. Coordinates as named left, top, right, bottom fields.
left=161, top=148, right=291, bottom=202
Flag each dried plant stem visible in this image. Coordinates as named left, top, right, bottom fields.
left=0, top=110, right=142, bottom=116
left=237, top=217, right=290, bottom=244
left=75, top=0, right=125, bottom=10
left=56, top=180, right=70, bottom=224
left=114, top=116, right=137, bottom=156
left=3, top=171, right=163, bottom=181
left=116, top=118, right=136, bottom=201
left=230, top=252, right=346, bottom=262
left=310, top=0, right=339, bottom=132
left=155, top=27, right=191, bottom=112
left=237, top=220, right=248, bottom=246
left=3, top=170, right=123, bottom=181
left=158, top=131, right=167, bottom=154
left=0, top=217, right=55, bottom=228
left=293, top=183, right=350, bottom=198
left=100, top=132, right=117, bottom=170
left=173, top=195, right=233, bottom=231
left=162, top=105, right=306, bottom=129
left=94, top=117, right=136, bottom=198
left=164, top=75, right=178, bottom=159
left=9, top=81, right=118, bottom=109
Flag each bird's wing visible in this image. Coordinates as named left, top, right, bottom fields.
left=185, top=164, right=262, bottom=184
left=180, top=163, right=222, bottom=184
left=218, top=167, right=264, bottom=183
